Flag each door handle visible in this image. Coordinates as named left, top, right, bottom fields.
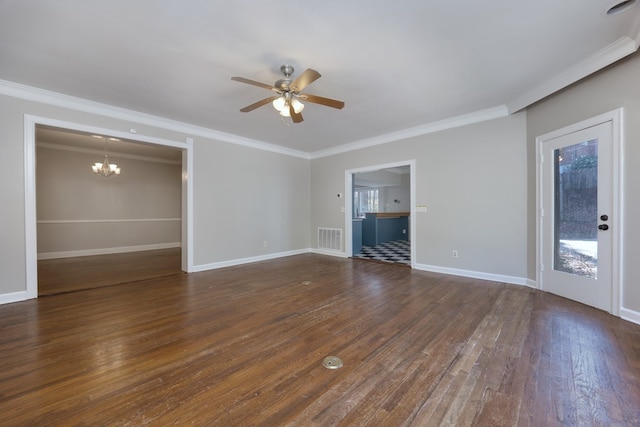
left=598, top=224, right=609, bottom=231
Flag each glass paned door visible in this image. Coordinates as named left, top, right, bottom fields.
left=553, top=139, right=598, bottom=279
left=541, top=122, right=612, bottom=312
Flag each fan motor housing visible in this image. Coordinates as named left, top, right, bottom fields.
left=274, top=78, right=292, bottom=91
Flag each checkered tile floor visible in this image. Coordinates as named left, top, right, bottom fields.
left=354, top=240, right=411, bottom=266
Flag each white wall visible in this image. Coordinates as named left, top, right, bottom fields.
left=0, top=92, right=311, bottom=300
left=526, top=51, right=640, bottom=317
left=36, top=145, right=182, bottom=257
left=311, top=113, right=529, bottom=281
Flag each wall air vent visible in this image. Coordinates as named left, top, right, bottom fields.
left=317, top=227, right=342, bottom=251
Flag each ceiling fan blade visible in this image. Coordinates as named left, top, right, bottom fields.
left=231, top=76, right=277, bottom=91
left=290, top=68, right=321, bottom=92
left=239, top=96, right=278, bottom=112
left=290, top=105, right=304, bottom=123
left=299, top=93, right=345, bottom=109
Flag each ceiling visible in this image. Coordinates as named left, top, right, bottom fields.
left=1, top=1, right=639, bottom=156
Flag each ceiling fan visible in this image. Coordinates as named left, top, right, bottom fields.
left=231, top=64, right=345, bottom=123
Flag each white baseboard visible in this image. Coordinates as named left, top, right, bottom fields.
left=413, top=263, right=530, bottom=287
left=311, top=253, right=531, bottom=286
left=620, top=307, right=640, bottom=325
left=0, top=291, right=29, bottom=305
left=191, top=249, right=311, bottom=272
left=310, top=248, right=348, bottom=258
left=38, top=242, right=181, bottom=260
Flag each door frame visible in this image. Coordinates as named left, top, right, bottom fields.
left=535, top=108, right=623, bottom=315
left=345, top=159, right=416, bottom=268
left=24, top=115, right=194, bottom=299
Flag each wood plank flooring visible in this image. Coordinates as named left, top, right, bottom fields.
left=37, top=248, right=183, bottom=295
left=1, top=254, right=639, bottom=426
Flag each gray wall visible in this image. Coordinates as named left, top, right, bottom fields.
left=526, top=51, right=640, bottom=314
left=311, top=112, right=529, bottom=279
left=0, top=94, right=311, bottom=297
left=192, top=140, right=310, bottom=265
left=36, top=145, right=182, bottom=257
left=2, top=51, right=639, bottom=316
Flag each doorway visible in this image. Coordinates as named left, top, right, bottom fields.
left=345, top=160, right=415, bottom=267
left=537, top=110, right=622, bottom=313
left=24, top=115, right=194, bottom=299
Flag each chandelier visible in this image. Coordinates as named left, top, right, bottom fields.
left=91, top=136, right=121, bottom=177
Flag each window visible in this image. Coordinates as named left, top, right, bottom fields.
left=354, top=188, right=379, bottom=215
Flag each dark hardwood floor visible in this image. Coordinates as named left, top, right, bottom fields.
left=2, top=254, right=639, bottom=425
left=37, top=248, right=183, bottom=295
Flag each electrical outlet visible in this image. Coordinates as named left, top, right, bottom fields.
left=263, top=241, right=268, bottom=248
left=452, top=250, right=458, bottom=258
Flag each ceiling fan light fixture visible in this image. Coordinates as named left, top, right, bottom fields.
left=232, top=64, right=344, bottom=124
left=291, top=98, right=305, bottom=114
left=279, top=108, right=291, bottom=117
left=272, top=96, right=286, bottom=111
left=273, top=96, right=304, bottom=116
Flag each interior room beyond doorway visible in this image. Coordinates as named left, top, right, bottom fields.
left=351, top=165, right=412, bottom=266
left=35, top=124, right=185, bottom=295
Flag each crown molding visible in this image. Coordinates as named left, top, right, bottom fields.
left=506, top=36, right=639, bottom=113
left=309, top=105, right=509, bottom=159
left=0, top=79, right=310, bottom=160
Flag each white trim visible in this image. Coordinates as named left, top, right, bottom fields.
left=620, top=308, right=640, bottom=325
left=38, top=242, right=181, bottom=260
left=24, top=117, right=38, bottom=300
left=613, top=109, right=624, bottom=317
left=414, top=263, right=531, bottom=287
left=24, top=115, right=195, bottom=298
left=37, top=218, right=181, bottom=224
left=535, top=108, right=623, bottom=316
left=507, top=37, right=638, bottom=113
left=182, top=147, right=194, bottom=272
left=191, top=249, right=311, bottom=272
left=310, top=248, right=349, bottom=258
left=37, top=142, right=182, bottom=165
left=632, top=7, right=640, bottom=48
left=0, top=291, right=28, bottom=305
left=1, top=79, right=309, bottom=160
left=311, top=106, right=508, bottom=159
left=527, top=279, right=538, bottom=289
left=344, top=160, right=416, bottom=269
left=0, top=79, right=510, bottom=161
left=31, top=117, right=191, bottom=151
